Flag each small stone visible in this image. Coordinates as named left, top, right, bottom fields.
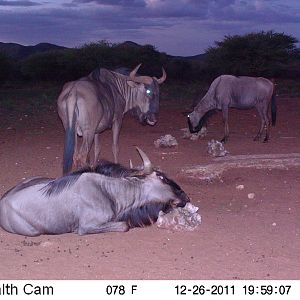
left=247, top=193, right=255, bottom=199
left=40, top=241, right=53, bottom=247
left=236, top=184, right=245, bottom=190
left=154, top=134, right=178, bottom=148
left=207, top=139, right=229, bottom=157
left=181, top=127, right=207, bottom=140
left=157, top=203, right=201, bottom=231
left=272, top=222, right=277, bottom=226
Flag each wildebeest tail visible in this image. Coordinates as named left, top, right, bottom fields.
left=63, top=91, right=77, bottom=175
left=271, top=86, right=277, bottom=126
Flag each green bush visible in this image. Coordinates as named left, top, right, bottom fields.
left=204, top=31, right=299, bottom=78
left=0, top=52, right=14, bottom=83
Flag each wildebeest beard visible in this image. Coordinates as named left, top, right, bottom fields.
left=188, top=116, right=203, bottom=133
left=129, top=107, right=157, bottom=125
left=188, top=110, right=216, bottom=133
left=117, top=202, right=173, bottom=228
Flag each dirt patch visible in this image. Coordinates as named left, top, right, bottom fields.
left=0, top=97, right=299, bottom=279
left=182, top=153, right=300, bottom=180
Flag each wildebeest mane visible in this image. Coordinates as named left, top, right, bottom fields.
left=43, top=161, right=142, bottom=197
left=117, top=202, right=172, bottom=228
left=1, top=177, right=50, bottom=199
left=94, top=160, right=138, bottom=178
left=42, top=166, right=93, bottom=196
left=89, top=67, right=101, bottom=81
left=199, top=109, right=217, bottom=127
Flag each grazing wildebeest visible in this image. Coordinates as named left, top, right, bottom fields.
left=187, top=75, right=276, bottom=142
left=0, top=148, right=189, bottom=236
left=57, top=64, right=167, bottom=174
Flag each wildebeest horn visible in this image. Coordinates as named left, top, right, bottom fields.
left=154, top=67, right=167, bottom=84
left=129, top=159, right=133, bottom=169
left=129, top=64, right=142, bottom=80
left=136, top=147, right=153, bottom=175
left=129, top=63, right=153, bottom=85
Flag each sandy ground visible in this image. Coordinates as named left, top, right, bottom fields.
left=0, top=97, right=299, bottom=279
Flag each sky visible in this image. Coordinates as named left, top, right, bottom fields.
left=0, top=0, right=300, bottom=56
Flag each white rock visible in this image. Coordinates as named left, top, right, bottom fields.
left=207, top=139, right=229, bottom=157
left=181, top=127, right=207, bottom=140
left=236, top=184, right=245, bottom=190
left=157, top=203, right=201, bottom=231
left=154, top=134, right=178, bottom=148
left=247, top=193, right=255, bottom=199
left=40, top=241, right=53, bottom=247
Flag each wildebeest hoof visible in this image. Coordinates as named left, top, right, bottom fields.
left=263, top=137, right=269, bottom=143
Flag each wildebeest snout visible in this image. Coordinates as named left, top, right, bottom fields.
left=145, top=112, right=157, bottom=126
left=187, top=114, right=198, bottom=133
left=173, top=191, right=190, bottom=208
left=188, top=112, right=204, bottom=133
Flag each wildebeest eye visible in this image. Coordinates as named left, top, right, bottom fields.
left=146, top=89, right=152, bottom=96
left=158, top=175, right=164, bottom=180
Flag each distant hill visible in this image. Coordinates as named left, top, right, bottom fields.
left=0, top=41, right=205, bottom=62
left=116, top=41, right=206, bottom=61
left=170, top=53, right=206, bottom=61
left=0, top=42, right=67, bottom=60
left=116, top=41, right=142, bottom=49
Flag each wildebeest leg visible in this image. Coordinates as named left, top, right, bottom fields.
left=254, top=105, right=268, bottom=142
left=262, top=105, right=270, bottom=143
left=78, top=221, right=129, bottom=235
left=221, top=106, right=229, bottom=143
left=94, top=133, right=101, bottom=165
left=77, top=131, right=94, bottom=168
left=73, top=133, right=80, bottom=169
left=253, top=120, right=264, bottom=141
left=112, top=121, right=121, bottom=163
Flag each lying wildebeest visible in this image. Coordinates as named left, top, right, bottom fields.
left=0, top=148, right=189, bottom=236
left=188, top=75, right=276, bottom=142
left=57, top=64, right=166, bottom=174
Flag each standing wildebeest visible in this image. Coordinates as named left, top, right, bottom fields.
left=57, top=64, right=166, bottom=174
left=0, top=148, right=189, bottom=236
left=188, top=75, right=276, bottom=142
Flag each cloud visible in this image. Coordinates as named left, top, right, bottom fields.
left=0, top=0, right=299, bottom=55
left=0, top=0, right=41, bottom=6
left=72, top=0, right=145, bottom=7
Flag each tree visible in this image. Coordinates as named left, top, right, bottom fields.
left=0, top=52, right=13, bottom=83
left=205, top=31, right=299, bottom=78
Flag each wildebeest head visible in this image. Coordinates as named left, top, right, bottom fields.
left=188, top=109, right=212, bottom=134
left=103, top=147, right=190, bottom=228
left=188, top=111, right=203, bottom=133
left=95, top=147, right=190, bottom=211
left=187, top=96, right=216, bottom=133
left=127, top=64, right=167, bottom=126
left=134, top=147, right=190, bottom=209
